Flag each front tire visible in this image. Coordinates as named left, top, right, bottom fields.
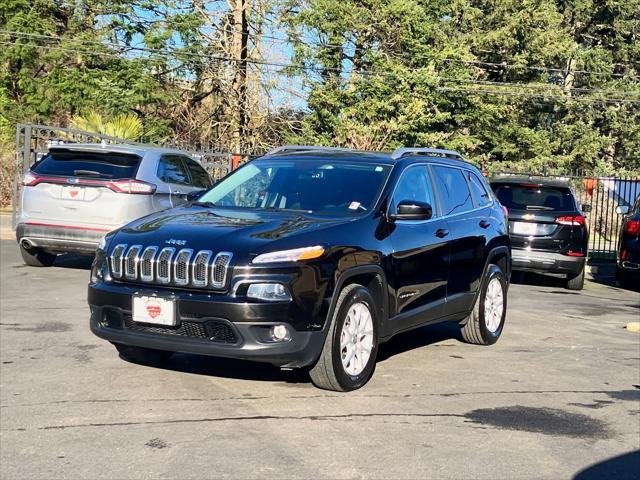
left=114, top=343, right=174, bottom=365
left=461, top=264, right=507, bottom=345
left=309, top=284, right=379, bottom=391
left=19, top=243, right=56, bottom=267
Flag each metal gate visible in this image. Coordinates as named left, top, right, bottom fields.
left=492, top=171, right=640, bottom=260
left=12, top=123, right=232, bottom=228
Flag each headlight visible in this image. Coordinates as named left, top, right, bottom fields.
left=247, top=283, right=292, bottom=302
left=90, top=250, right=111, bottom=283
left=252, top=246, right=325, bottom=264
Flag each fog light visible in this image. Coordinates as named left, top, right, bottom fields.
left=270, top=324, right=290, bottom=342
left=247, top=283, right=291, bottom=302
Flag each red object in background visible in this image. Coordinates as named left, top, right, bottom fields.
left=231, top=154, right=242, bottom=170
left=625, top=220, right=640, bottom=236
left=584, top=178, right=597, bottom=197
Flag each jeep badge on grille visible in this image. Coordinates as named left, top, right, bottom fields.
left=165, top=239, right=187, bottom=246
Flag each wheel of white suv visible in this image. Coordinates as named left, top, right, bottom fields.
left=19, top=243, right=56, bottom=267
left=460, top=264, right=507, bottom=345
left=114, top=343, right=174, bottom=365
left=566, top=267, right=585, bottom=290
left=309, top=284, right=379, bottom=391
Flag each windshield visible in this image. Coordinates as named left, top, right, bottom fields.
left=198, top=159, right=392, bottom=215
left=492, top=183, right=576, bottom=211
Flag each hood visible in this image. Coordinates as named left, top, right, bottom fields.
left=110, top=205, right=356, bottom=261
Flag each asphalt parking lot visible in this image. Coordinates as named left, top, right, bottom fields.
left=1, top=238, right=639, bottom=479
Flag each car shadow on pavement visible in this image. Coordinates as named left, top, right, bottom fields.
left=510, top=271, right=568, bottom=289
left=151, top=353, right=310, bottom=385
left=134, top=321, right=464, bottom=386
left=573, top=449, right=640, bottom=480
left=53, top=253, right=94, bottom=270
left=377, top=321, right=463, bottom=362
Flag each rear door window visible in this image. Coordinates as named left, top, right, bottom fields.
left=492, top=184, right=576, bottom=211
left=466, top=171, right=492, bottom=207
left=32, top=149, right=141, bottom=179
left=432, top=165, right=474, bottom=215
left=183, top=158, right=212, bottom=188
left=157, top=156, right=190, bottom=185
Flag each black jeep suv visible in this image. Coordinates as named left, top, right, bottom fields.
left=490, top=176, right=590, bottom=290
left=89, top=146, right=511, bottom=391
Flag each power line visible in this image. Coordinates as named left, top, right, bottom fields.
left=2, top=29, right=637, bottom=79
left=437, top=87, right=640, bottom=105
left=2, top=38, right=639, bottom=104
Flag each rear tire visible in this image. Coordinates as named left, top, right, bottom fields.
left=566, top=267, right=585, bottom=291
left=114, top=343, right=174, bottom=365
left=309, top=284, right=379, bottom=392
left=19, top=243, right=56, bottom=267
left=461, top=264, right=507, bottom=345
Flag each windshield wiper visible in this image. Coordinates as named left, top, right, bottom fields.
left=191, top=201, right=217, bottom=208
left=73, top=169, right=111, bottom=178
left=526, top=205, right=554, bottom=210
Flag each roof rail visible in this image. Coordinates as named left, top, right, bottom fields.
left=391, top=147, right=463, bottom=161
left=264, top=145, right=355, bottom=156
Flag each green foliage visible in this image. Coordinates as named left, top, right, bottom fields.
left=283, top=0, right=640, bottom=174
left=0, top=0, right=177, bottom=142
left=0, top=0, right=638, bottom=174
left=70, top=112, right=152, bottom=140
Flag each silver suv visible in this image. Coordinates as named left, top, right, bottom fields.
left=16, top=143, right=213, bottom=266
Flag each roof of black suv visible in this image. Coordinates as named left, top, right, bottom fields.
left=263, top=146, right=479, bottom=170
left=490, top=175, right=573, bottom=188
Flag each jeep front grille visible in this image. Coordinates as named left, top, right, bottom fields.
left=108, top=244, right=232, bottom=289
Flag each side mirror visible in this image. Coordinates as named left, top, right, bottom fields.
left=616, top=205, right=630, bottom=215
left=186, top=189, right=207, bottom=202
left=581, top=203, right=592, bottom=213
left=391, top=201, right=433, bottom=221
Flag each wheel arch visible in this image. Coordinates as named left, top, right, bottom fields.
left=327, top=265, right=389, bottom=335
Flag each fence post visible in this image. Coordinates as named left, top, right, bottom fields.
left=12, top=125, right=23, bottom=229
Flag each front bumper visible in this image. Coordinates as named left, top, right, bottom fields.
left=512, top=248, right=585, bottom=276
left=88, top=282, right=327, bottom=368
left=17, top=223, right=108, bottom=254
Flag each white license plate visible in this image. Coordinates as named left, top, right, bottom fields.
left=512, top=222, right=538, bottom=235
left=132, top=295, right=176, bottom=326
left=61, top=186, right=85, bottom=201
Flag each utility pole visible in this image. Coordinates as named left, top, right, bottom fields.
left=231, top=0, right=249, bottom=155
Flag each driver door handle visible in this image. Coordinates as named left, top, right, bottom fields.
left=479, top=220, right=490, bottom=229
left=435, top=228, right=449, bottom=238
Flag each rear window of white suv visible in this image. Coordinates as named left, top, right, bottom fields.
left=32, top=149, right=141, bottom=179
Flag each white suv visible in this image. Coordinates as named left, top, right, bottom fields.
left=16, top=143, right=213, bottom=266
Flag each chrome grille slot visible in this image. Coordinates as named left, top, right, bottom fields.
left=109, top=244, right=127, bottom=279
left=173, top=249, right=193, bottom=286
left=139, top=246, right=158, bottom=282
left=211, top=252, right=233, bottom=288
left=191, top=250, right=212, bottom=287
left=108, top=244, right=232, bottom=290
left=124, top=245, right=142, bottom=280
left=156, top=247, right=175, bottom=284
